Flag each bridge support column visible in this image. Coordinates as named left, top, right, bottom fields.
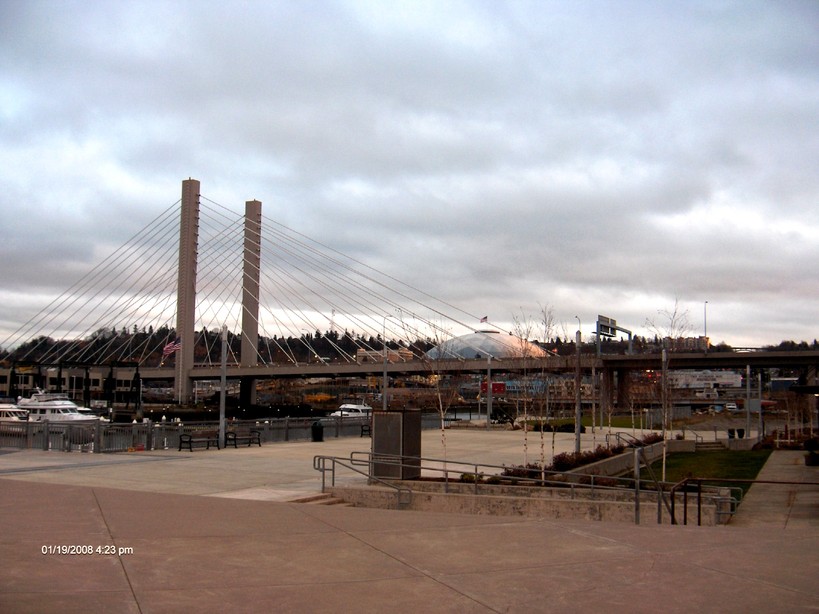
left=809, top=366, right=818, bottom=436
left=617, top=368, right=632, bottom=411
left=175, top=178, right=199, bottom=404
left=239, top=377, right=256, bottom=411
left=241, top=199, right=262, bottom=406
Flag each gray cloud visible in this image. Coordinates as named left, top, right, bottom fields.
left=0, top=0, right=816, bottom=348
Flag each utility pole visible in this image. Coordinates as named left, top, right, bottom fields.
left=661, top=347, right=668, bottom=482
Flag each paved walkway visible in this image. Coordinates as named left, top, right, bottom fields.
left=0, top=430, right=817, bottom=613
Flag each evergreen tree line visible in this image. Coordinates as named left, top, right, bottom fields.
left=2, top=326, right=816, bottom=367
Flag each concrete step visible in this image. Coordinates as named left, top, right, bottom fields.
left=695, top=442, right=725, bottom=451
left=288, top=493, right=353, bottom=506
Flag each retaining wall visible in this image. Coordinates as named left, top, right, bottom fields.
left=328, top=480, right=725, bottom=526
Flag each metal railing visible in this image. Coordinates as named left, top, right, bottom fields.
left=0, top=417, right=332, bottom=453
left=669, top=477, right=819, bottom=526
left=0, top=414, right=443, bottom=453
left=605, top=431, right=649, bottom=448
left=313, top=454, right=412, bottom=508
left=681, top=427, right=705, bottom=443
left=312, top=449, right=733, bottom=525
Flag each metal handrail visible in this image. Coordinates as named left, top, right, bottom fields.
left=313, top=454, right=412, bottom=508
left=634, top=446, right=674, bottom=523
left=313, top=450, right=751, bottom=526
left=605, top=431, right=647, bottom=448
left=347, top=450, right=680, bottom=508
left=682, top=427, right=704, bottom=443
left=670, top=477, right=819, bottom=526
left=344, top=449, right=651, bottom=500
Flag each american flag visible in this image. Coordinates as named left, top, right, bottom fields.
left=162, top=338, right=182, bottom=357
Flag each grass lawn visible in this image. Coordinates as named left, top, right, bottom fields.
left=648, top=449, right=772, bottom=496
left=524, top=416, right=639, bottom=429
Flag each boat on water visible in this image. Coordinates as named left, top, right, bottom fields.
left=0, top=403, right=29, bottom=421
left=329, top=403, right=372, bottom=417
left=17, top=389, right=101, bottom=421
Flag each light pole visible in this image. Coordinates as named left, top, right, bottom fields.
left=574, top=316, right=581, bottom=454
left=219, top=324, right=227, bottom=446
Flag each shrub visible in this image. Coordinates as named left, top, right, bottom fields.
left=501, top=443, right=629, bottom=478
left=501, top=463, right=542, bottom=479
left=549, top=452, right=577, bottom=472
left=460, top=473, right=483, bottom=483
left=641, top=433, right=664, bottom=445
left=556, top=423, right=585, bottom=433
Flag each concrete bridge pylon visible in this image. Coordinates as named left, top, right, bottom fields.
left=240, top=199, right=262, bottom=406
left=175, top=179, right=199, bottom=403
left=174, top=180, right=262, bottom=404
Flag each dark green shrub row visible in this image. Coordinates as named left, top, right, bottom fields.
left=549, top=444, right=625, bottom=472
left=641, top=433, right=663, bottom=445
left=501, top=433, right=663, bottom=477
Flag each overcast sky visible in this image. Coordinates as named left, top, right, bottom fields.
left=1, top=0, right=817, bottom=349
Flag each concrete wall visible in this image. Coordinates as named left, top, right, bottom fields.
left=563, top=440, right=695, bottom=479
left=328, top=481, right=722, bottom=526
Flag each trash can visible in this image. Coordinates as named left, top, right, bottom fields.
left=311, top=420, right=324, bottom=442
left=727, top=428, right=735, bottom=439
left=737, top=428, right=745, bottom=439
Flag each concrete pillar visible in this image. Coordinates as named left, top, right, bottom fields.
left=240, top=199, right=262, bottom=406
left=809, top=366, right=817, bottom=436
left=617, top=368, right=632, bottom=410
left=175, top=178, right=199, bottom=404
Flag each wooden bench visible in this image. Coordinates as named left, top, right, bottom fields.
left=225, top=429, right=262, bottom=448
left=178, top=430, right=220, bottom=451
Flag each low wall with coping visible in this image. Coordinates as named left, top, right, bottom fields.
left=563, top=440, right=695, bottom=479
left=328, top=480, right=725, bottom=526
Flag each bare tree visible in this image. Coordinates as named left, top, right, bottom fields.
left=412, top=321, right=458, bottom=476
left=645, top=297, right=692, bottom=347
left=539, top=303, right=557, bottom=345
left=512, top=309, right=537, bottom=466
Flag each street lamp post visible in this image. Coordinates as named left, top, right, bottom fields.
left=574, top=331, right=582, bottom=454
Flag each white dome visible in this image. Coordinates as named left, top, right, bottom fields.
left=425, top=330, right=548, bottom=360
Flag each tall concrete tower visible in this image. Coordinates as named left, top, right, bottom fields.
left=240, top=199, right=262, bottom=406
left=175, top=178, right=199, bottom=403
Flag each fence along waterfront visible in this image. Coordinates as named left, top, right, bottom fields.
left=0, top=415, right=441, bottom=453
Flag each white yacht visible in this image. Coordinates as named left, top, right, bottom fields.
left=0, top=403, right=28, bottom=421
left=329, top=403, right=372, bottom=417
left=17, top=389, right=98, bottom=421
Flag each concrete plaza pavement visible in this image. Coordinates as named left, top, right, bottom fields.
left=0, top=428, right=817, bottom=613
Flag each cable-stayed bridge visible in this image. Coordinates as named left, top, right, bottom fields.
left=1, top=179, right=556, bottom=406
left=2, top=179, right=817, bottom=412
